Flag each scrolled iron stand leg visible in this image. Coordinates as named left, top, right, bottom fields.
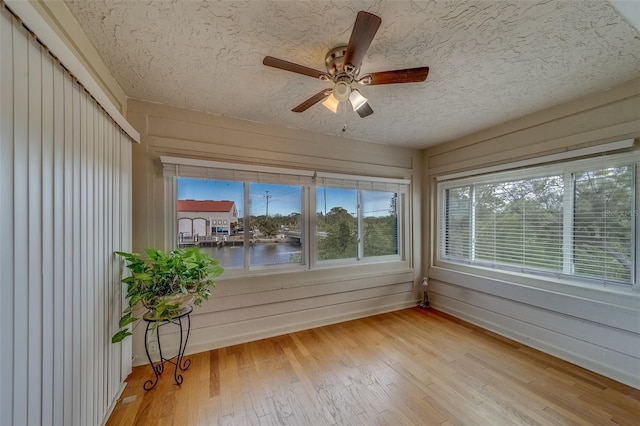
left=173, top=314, right=192, bottom=385
left=178, top=314, right=192, bottom=372
left=143, top=321, right=161, bottom=391
left=156, top=328, right=165, bottom=374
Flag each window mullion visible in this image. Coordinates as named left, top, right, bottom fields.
left=357, top=190, right=363, bottom=260
left=399, top=192, right=406, bottom=261
left=306, top=184, right=315, bottom=270
left=166, top=176, right=177, bottom=250
left=634, top=163, right=639, bottom=290
left=470, top=184, right=476, bottom=262
left=243, top=181, right=250, bottom=271
left=562, top=172, right=574, bottom=275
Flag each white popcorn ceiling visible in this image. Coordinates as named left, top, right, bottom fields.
left=64, top=0, right=640, bottom=149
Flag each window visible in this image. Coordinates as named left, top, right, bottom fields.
left=177, top=177, right=245, bottom=269
left=314, top=187, right=401, bottom=263
left=163, top=157, right=410, bottom=275
left=315, top=172, right=406, bottom=264
left=363, top=190, right=399, bottom=257
left=438, top=153, right=639, bottom=287
left=249, top=183, right=303, bottom=267
left=573, top=166, right=634, bottom=282
left=316, top=188, right=358, bottom=260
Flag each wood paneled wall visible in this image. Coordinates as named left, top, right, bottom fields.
left=422, top=78, right=640, bottom=389
left=0, top=5, right=134, bottom=424
left=126, top=99, right=423, bottom=367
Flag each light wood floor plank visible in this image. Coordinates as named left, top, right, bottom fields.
left=107, top=308, right=640, bottom=425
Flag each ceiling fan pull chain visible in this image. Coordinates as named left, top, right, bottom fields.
left=342, top=102, right=348, bottom=133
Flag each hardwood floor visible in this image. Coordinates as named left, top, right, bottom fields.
left=106, top=308, right=640, bottom=425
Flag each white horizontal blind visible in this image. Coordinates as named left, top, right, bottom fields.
left=162, top=157, right=411, bottom=190
left=573, top=165, right=634, bottom=283
left=439, top=153, right=637, bottom=286
left=473, top=175, right=564, bottom=271
left=442, top=187, right=472, bottom=261
left=162, top=156, right=314, bottom=185
left=0, top=5, right=133, bottom=426
left=316, top=172, right=410, bottom=193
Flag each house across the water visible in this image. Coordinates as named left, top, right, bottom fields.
left=177, top=199, right=239, bottom=238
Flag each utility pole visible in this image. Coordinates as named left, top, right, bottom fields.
left=264, top=190, right=272, bottom=217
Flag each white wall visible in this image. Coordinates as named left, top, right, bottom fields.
left=422, top=77, right=640, bottom=388
left=126, top=99, right=423, bottom=366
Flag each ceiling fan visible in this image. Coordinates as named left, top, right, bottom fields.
left=263, top=11, right=429, bottom=118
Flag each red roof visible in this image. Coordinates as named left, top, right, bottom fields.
left=177, top=200, right=235, bottom=213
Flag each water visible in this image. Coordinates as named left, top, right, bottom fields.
left=200, top=242, right=302, bottom=269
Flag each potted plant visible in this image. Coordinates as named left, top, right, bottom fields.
left=112, top=247, right=223, bottom=343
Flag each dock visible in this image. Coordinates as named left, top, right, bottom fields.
left=178, top=235, right=255, bottom=248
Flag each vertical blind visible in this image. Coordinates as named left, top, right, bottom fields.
left=0, top=5, right=133, bottom=426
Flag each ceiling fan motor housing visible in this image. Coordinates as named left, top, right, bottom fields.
left=325, top=46, right=349, bottom=76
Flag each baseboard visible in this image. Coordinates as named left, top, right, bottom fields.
left=433, top=302, right=640, bottom=390
left=101, top=381, right=127, bottom=426
left=132, top=299, right=419, bottom=367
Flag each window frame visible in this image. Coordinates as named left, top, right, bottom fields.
left=162, top=156, right=411, bottom=278
left=436, top=151, right=640, bottom=290
left=312, top=186, right=404, bottom=267
left=246, top=181, right=307, bottom=271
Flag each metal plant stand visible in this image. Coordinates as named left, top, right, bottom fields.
left=142, top=306, right=193, bottom=390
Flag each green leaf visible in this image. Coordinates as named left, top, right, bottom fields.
left=118, top=314, right=138, bottom=328
left=133, top=272, right=152, bottom=281
left=111, top=329, right=132, bottom=343
left=121, top=276, right=136, bottom=284
left=128, top=294, right=143, bottom=307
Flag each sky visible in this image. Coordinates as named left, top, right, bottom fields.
left=177, top=177, right=395, bottom=217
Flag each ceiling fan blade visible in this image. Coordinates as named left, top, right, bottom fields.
left=263, top=56, right=327, bottom=79
left=356, top=102, right=374, bottom=118
left=292, top=89, right=332, bottom=112
left=343, top=11, right=382, bottom=71
left=365, top=67, right=430, bottom=85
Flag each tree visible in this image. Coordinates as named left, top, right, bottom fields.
left=473, top=176, right=563, bottom=269
left=317, top=207, right=357, bottom=260
left=573, top=167, right=633, bottom=281
left=363, top=216, right=397, bottom=256
left=256, top=217, right=278, bottom=237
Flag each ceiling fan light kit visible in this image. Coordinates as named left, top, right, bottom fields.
left=322, top=94, right=340, bottom=113
left=263, top=11, right=429, bottom=118
left=349, top=89, right=368, bottom=112
left=333, top=79, right=352, bottom=101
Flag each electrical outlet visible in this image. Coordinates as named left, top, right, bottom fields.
left=148, top=341, right=158, bottom=354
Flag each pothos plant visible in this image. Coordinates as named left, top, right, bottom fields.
left=112, top=247, right=223, bottom=343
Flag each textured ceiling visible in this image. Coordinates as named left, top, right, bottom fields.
left=64, top=0, right=640, bottom=149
